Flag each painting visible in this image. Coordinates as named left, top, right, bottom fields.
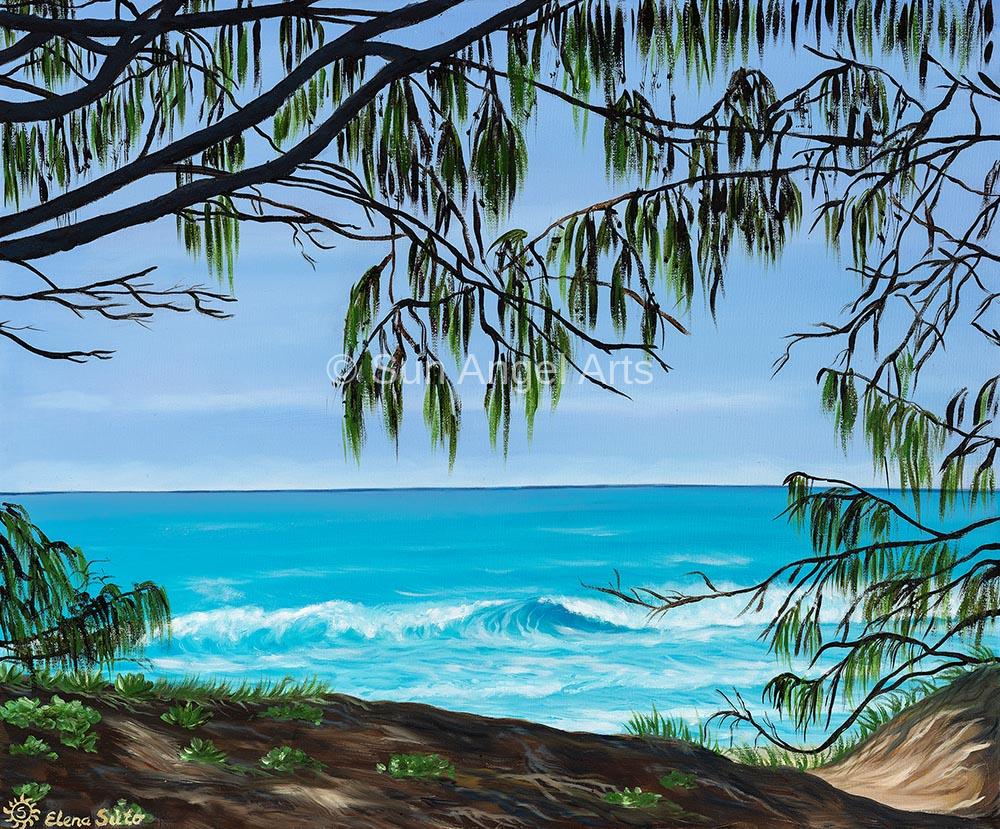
left=0, top=0, right=997, bottom=826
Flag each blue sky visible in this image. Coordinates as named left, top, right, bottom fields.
left=0, top=15, right=976, bottom=492
left=0, top=216, right=883, bottom=490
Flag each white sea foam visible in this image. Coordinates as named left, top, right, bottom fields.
left=171, top=598, right=510, bottom=641
left=167, top=588, right=802, bottom=651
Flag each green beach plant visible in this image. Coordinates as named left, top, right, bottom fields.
left=103, top=800, right=155, bottom=826
left=9, top=736, right=58, bottom=760
left=658, top=771, right=696, bottom=791
left=0, top=696, right=49, bottom=729
left=114, top=673, right=156, bottom=701
left=12, top=783, right=50, bottom=803
left=161, top=702, right=211, bottom=730
left=603, top=788, right=662, bottom=809
left=40, top=670, right=109, bottom=695
left=376, top=753, right=455, bottom=781
left=259, top=746, right=325, bottom=775
left=0, top=665, right=25, bottom=686
left=259, top=702, right=323, bottom=726
left=0, top=695, right=101, bottom=752
left=59, top=729, right=98, bottom=753
left=178, top=738, right=229, bottom=767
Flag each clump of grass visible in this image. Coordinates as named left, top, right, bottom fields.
left=730, top=740, right=873, bottom=770
left=628, top=678, right=952, bottom=772
left=9, top=736, right=58, bottom=760
left=178, top=737, right=229, bottom=767
left=623, top=705, right=720, bottom=752
left=161, top=702, right=211, bottom=730
left=114, top=673, right=156, bottom=700
left=154, top=675, right=330, bottom=705
left=259, top=746, right=325, bottom=774
left=624, top=706, right=850, bottom=770
left=623, top=706, right=837, bottom=769
left=259, top=702, right=323, bottom=726
left=0, top=696, right=101, bottom=753
left=728, top=744, right=825, bottom=769
left=1, top=669, right=331, bottom=707
left=625, top=707, right=848, bottom=770
left=659, top=770, right=696, bottom=790
left=13, top=782, right=50, bottom=802
left=103, top=800, right=155, bottom=825
left=603, top=787, right=662, bottom=809
left=376, top=753, right=455, bottom=781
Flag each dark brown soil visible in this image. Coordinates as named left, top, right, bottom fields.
left=0, top=689, right=992, bottom=828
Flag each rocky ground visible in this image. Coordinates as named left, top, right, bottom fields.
left=1, top=672, right=999, bottom=828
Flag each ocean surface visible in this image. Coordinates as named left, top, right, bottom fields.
left=0, top=487, right=906, bottom=734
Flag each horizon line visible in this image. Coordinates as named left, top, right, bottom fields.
left=2, top=481, right=917, bottom=496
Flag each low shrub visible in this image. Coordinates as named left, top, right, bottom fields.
left=102, top=800, right=155, bottom=825
left=9, top=736, right=57, bottom=760
left=0, top=664, right=25, bottom=686
left=160, top=702, right=211, bottom=730
left=178, top=737, right=229, bottom=767
left=12, top=783, right=52, bottom=803
left=258, top=702, right=323, bottom=726
left=376, top=753, right=455, bottom=781
left=114, top=673, right=156, bottom=700
left=0, top=696, right=101, bottom=752
left=13, top=782, right=50, bottom=802
left=259, top=745, right=325, bottom=774
left=603, top=787, right=662, bottom=809
left=659, top=770, right=696, bottom=790
left=40, top=670, right=110, bottom=695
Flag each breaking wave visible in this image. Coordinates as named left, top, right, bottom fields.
left=168, top=595, right=658, bottom=648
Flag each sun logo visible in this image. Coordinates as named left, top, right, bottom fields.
left=2, top=795, right=41, bottom=829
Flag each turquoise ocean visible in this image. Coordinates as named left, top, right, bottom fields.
left=0, top=486, right=929, bottom=734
